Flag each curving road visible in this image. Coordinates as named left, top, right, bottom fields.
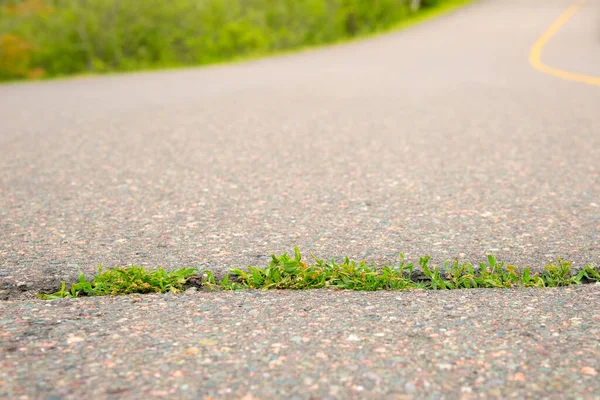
left=1, top=0, right=600, bottom=398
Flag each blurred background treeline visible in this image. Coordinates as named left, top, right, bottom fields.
left=0, top=0, right=452, bottom=81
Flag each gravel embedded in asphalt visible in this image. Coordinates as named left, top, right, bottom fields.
left=1, top=285, right=599, bottom=399
left=1, top=0, right=600, bottom=398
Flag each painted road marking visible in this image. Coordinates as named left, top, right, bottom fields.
left=529, top=0, right=600, bottom=86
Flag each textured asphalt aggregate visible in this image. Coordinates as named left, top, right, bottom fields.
left=1, top=286, right=599, bottom=399
left=1, top=0, right=600, bottom=397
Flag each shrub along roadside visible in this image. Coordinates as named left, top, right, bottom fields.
left=0, top=0, right=471, bottom=81
left=39, top=248, right=600, bottom=299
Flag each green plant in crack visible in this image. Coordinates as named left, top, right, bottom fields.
left=422, top=255, right=546, bottom=289
left=541, top=259, right=600, bottom=287
left=39, top=266, right=198, bottom=299
left=38, top=248, right=600, bottom=299
left=228, top=248, right=599, bottom=291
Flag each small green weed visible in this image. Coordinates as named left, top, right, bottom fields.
left=39, top=248, right=600, bottom=299
left=39, top=266, right=198, bottom=299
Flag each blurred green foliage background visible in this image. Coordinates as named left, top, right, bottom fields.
left=0, top=0, right=451, bottom=81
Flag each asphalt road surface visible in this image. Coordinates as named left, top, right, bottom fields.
left=1, top=0, right=599, bottom=398
left=1, top=286, right=599, bottom=399
left=2, top=0, right=600, bottom=290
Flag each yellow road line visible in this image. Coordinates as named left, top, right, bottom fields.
left=529, top=0, right=600, bottom=86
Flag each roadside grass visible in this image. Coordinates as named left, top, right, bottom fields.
left=0, top=0, right=473, bottom=82
left=39, top=248, right=600, bottom=299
